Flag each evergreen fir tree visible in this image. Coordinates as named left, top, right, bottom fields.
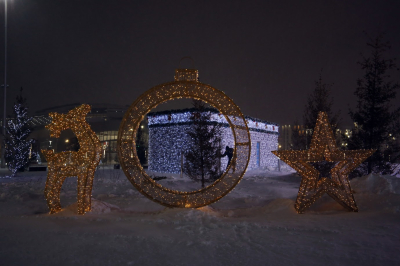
left=349, top=33, right=400, bottom=175
left=292, top=74, right=340, bottom=149
left=5, top=88, right=35, bottom=176
left=184, top=100, right=222, bottom=188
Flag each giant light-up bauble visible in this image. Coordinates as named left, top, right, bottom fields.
left=118, top=69, right=251, bottom=208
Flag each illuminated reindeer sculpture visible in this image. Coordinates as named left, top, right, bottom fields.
left=42, top=104, right=102, bottom=214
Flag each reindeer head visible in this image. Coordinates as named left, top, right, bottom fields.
left=46, top=104, right=91, bottom=138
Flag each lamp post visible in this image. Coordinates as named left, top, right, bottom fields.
left=1, top=0, right=7, bottom=168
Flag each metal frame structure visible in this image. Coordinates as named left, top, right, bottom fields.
left=118, top=69, right=251, bottom=208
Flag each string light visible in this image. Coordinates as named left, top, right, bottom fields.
left=42, top=104, right=102, bottom=214
left=148, top=109, right=279, bottom=173
left=272, top=112, right=375, bottom=213
left=118, top=69, right=251, bottom=208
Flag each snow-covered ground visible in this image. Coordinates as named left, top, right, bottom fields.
left=1, top=166, right=400, bottom=266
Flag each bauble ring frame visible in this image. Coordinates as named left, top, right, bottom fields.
left=118, top=72, right=251, bottom=208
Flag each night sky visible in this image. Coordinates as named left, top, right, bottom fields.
left=1, top=0, right=399, bottom=126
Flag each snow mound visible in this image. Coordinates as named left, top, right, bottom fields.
left=245, top=167, right=295, bottom=178
left=176, top=206, right=221, bottom=219
left=351, top=174, right=395, bottom=195
left=391, top=163, right=400, bottom=176
left=211, top=198, right=297, bottom=218
left=59, top=199, right=120, bottom=215
left=263, top=198, right=296, bottom=212
left=89, top=199, right=121, bottom=214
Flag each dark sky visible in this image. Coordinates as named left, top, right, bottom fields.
left=1, top=0, right=399, bottom=126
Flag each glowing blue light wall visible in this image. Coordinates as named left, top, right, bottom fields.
left=148, top=110, right=279, bottom=174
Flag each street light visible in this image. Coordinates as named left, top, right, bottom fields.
left=1, top=0, right=7, bottom=168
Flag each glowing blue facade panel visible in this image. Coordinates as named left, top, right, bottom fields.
left=148, top=110, right=279, bottom=174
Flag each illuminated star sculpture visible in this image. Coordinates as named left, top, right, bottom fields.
left=272, top=112, right=375, bottom=213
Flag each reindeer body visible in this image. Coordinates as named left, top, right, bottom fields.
left=42, top=104, right=102, bottom=214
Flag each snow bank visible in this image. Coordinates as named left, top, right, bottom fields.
left=351, top=173, right=400, bottom=195
left=61, top=199, right=120, bottom=215
left=1, top=169, right=400, bottom=266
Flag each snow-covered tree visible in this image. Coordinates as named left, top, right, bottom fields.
left=5, top=88, right=35, bottom=176
left=184, top=100, right=222, bottom=188
left=349, top=33, right=400, bottom=175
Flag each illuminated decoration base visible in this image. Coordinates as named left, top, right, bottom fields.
left=272, top=112, right=375, bottom=213
left=147, top=109, right=279, bottom=173
left=42, top=104, right=102, bottom=214
left=118, top=69, right=251, bottom=208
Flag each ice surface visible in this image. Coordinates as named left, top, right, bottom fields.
left=0, top=167, right=399, bottom=265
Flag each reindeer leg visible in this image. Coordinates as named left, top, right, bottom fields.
left=44, top=170, right=54, bottom=213
left=77, top=174, right=86, bottom=215
left=44, top=170, right=62, bottom=214
left=83, top=167, right=96, bottom=213
left=51, top=175, right=67, bottom=213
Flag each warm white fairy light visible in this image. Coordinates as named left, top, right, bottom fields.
left=118, top=68, right=252, bottom=208
left=272, top=112, right=375, bottom=213
left=42, top=104, right=102, bottom=215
